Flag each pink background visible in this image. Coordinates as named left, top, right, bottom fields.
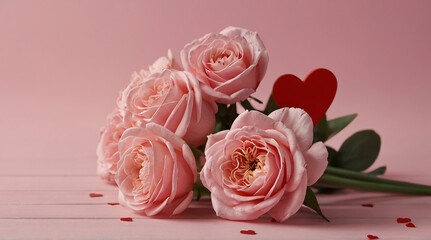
left=1, top=0, right=430, bottom=171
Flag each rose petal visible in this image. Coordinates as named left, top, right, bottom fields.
left=303, top=142, right=328, bottom=185
left=269, top=108, right=313, bottom=151
left=240, top=230, right=256, bottom=235
left=206, top=131, right=228, bottom=152
left=367, top=235, right=379, bottom=239
left=231, top=111, right=278, bottom=131
left=406, top=223, right=416, bottom=228
left=268, top=173, right=308, bottom=222
left=120, top=217, right=133, bottom=222
left=201, top=84, right=255, bottom=104
left=211, top=188, right=285, bottom=220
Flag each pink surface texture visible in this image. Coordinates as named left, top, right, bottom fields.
left=1, top=1, right=431, bottom=239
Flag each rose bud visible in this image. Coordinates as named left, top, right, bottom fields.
left=181, top=26, right=269, bottom=104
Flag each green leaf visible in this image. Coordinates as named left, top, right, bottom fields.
left=313, top=114, right=357, bottom=143
left=313, top=115, right=330, bottom=143
left=366, top=166, right=387, bottom=176
left=189, top=145, right=204, bottom=171
left=213, top=121, right=224, bottom=133
left=334, top=130, right=381, bottom=171
left=326, top=114, right=358, bottom=140
left=226, top=104, right=239, bottom=124
left=303, top=187, right=330, bottom=222
left=216, top=103, right=228, bottom=117
left=193, top=185, right=211, bottom=201
left=315, top=146, right=339, bottom=193
left=214, top=103, right=239, bottom=133
left=240, top=99, right=255, bottom=111
left=263, top=94, right=280, bottom=115
left=326, top=146, right=337, bottom=166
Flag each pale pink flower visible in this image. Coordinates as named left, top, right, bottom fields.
left=200, top=109, right=328, bottom=222
left=96, top=109, right=132, bottom=184
left=116, top=123, right=197, bottom=216
left=181, top=26, right=269, bottom=104
left=123, top=69, right=217, bottom=146
left=117, top=50, right=182, bottom=116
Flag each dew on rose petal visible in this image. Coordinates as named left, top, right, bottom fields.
left=89, top=193, right=104, bottom=197
left=240, top=230, right=256, bottom=235
left=397, top=217, right=411, bottom=223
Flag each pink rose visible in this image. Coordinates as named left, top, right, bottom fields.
left=200, top=109, right=328, bottom=222
left=96, top=109, right=132, bottom=184
left=117, top=50, right=182, bottom=116
left=181, top=26, right=269, bottom=104
left=124, top=69, right=217, bottom=146
left=116, top=123, right=197, bottom=216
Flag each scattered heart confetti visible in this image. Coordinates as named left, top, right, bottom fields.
left=272, top=68, right=337, bottom=126
left=120, top=217, right=133, bottom=222
left=89, top=193, right=104, bottom=198
left=107, top=202, right=120, bottom=206
left=240, top=230, right=256, bottom=235
left=406, top=223, right=416, bottom=228
left=362, top=204, right=374, bottom=208
left=397, top=218, right=411, bottom=223
left=270, top=217, right=277, bottom=222
left=367, top=234, right=379, bottom=239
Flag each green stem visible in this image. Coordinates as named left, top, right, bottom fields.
left=317, top=174, right=431, bottom=195
left=325, top=166, right=431, bottom=189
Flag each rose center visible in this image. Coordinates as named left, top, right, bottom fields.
left=142, top=81, right=171, bottom=107
left=223, top=139, right=268, bottom=188
left=208, top=48, right=241, bottom=71
left=132, top=146, right=151, bottom=199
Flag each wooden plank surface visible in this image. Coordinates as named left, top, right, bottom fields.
left=0, top=158, right=430, bottom=239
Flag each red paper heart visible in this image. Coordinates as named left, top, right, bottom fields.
left=272, top=68, right=337, bottom=126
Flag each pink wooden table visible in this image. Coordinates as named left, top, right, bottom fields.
left=1, top=157, right=430, bottom=239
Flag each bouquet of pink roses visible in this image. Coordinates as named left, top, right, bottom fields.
left=97, top=26, right=431, bottom=222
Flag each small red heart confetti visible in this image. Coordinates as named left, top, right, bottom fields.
left=362, top=204, right=374, bottom=208
left=240, top=230, right=256, bottom=235
left=120, top=217, right=133, bottom=222
left=367, top=234, right=379, bottom=239
left=107, top=202, right=120, bottom=206
left=89, top=193, right=104, bottom=198
left=406, top=223, right=416, bottom=228
left=270, top=217, right=277, bottom=222
left=397, top=217, right=411, bottom=223
left=272, top=68, right=337, bottom=126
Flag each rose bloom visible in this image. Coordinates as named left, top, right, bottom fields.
left=123, top=69, right=217, bottom=146
left=181, top=26, right=269, bottom=104
left=116, top=123, right=197, bottom=216
left=200, top=108, right=328, bottom=222
left=117, top=49, right=182, bottom=116
left=96, top=109, right=132, bottom=184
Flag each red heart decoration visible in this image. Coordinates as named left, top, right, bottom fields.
left=272, top=68, right=337, bottom=126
